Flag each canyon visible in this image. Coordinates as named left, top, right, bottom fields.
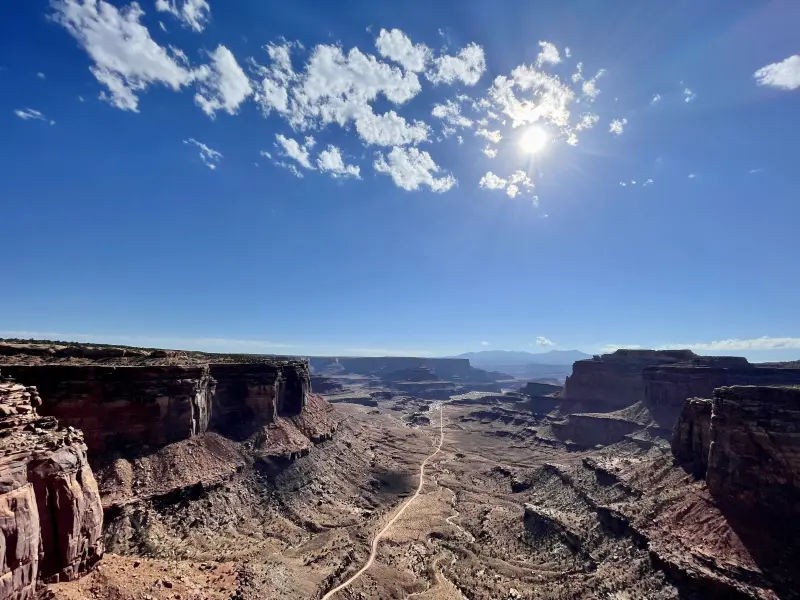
left=0, top=340, right=798, bottom=599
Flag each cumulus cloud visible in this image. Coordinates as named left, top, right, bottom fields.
left=609, top=117, right=627, bottom=135
left=581, top=69, right=605, bottom=100
left=51, top=0, right=194, bottom=112
left=426, top=42, right=486, bottom=86
left=194, top=45, right=253, bottom=117
left=275, top=133, right=315, bottom=170
left=431, top=99, right=473, bottom=135
left=661, top=337, right=800, bottom=352
left=374, top=146, right=456, bottom=192
left=475, top=128, right=502, bottom=143
left=375, top=28, right=431, bottom=72
left=535, top=41, right=561, bottom=67
left=317, top=144, right=360, bottom=178
left=155, top=0, right=210, bottom=32
left=479, top=170, right=532, bottom=198
left=536, top=336, right=554, bottom=346
left=643, top=178, right=654, bottom=186
left=482, top=145, right=498, bottom=158
left=683, top=88, right=696, bottom=103
left=479, top=171, right=506, bottom=190
left=355, top=109, right=430, bottom=146
left=575, top=112, right=599, bottom=131
left=183, top=138, right=222, bottom=169
left=651, top=93, right=661, bottom=104
left=754, top=55, right=800, bottom=90
left=486, top=65, right=574, bottom=131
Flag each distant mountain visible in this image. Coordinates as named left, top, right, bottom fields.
left=454, top=349, right=591, bottom=367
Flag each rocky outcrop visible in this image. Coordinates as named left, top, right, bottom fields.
left=0, top=375, right=103, bottom=598
left=671, top=398, right=712, bottom=477
left=564, top=349, right=697, bottom=410
left=519, top=381, right=562, bottom=398
left=0, top=360, right=316, bottom=455
left=645, top=363, right=800, bottom=409
left=551, top=413, right=641, bottom=448
left=673, top=386, right=800, bottom=519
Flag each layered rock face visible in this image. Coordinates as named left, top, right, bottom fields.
left=645, top=362, right=800, bottom=409
left=0, top=375, right=103, bottom=598
left=1, top=359, right=317, bottom=456
left=673, top=386, right=800, bottom=519
left=564, top=349, right=696, bottom=409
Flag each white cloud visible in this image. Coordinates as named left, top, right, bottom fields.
left=482, top=145, right=498, bottom=158
left=426, top=42, right=486, bottom=86
left=479, top=171, right=506, bottom=190
left=14, top=108, right=49, bottom=122
left=643, top=178, right=654, bottom=186
left=37, top=72, right=46, bottom=79
left=480, top=341, right=490, bottom=346
left=355, top=109, right=430, bottom=146
left=564, top=47, right=571, bottom=59
left=154, top=0, right=210, bottom=33
left=754, top=55, right=800, bottom=90
left=688, top=172, right=696, bottom=179
left=748, top=168, right=762, bottom=175
left=683, top=88, right=696, bottom=103
left=661, top=337, right=800, bottom=352
left=609, top=117, right=627, bottom=135
left=78, top=95, right=85, bottom=102
left=479, top=170, right=532, bottom=198
left=431, top=99, right=473, bottom=135
left=486, top=64, right=574, bottom=131
left=51, top=0, right=195, bottom=112
left=183, top=138, right=222, bottom=169
left=535, top=41, right=561, bottom=67
left=475, top=128, right=502, bottom=143
left=275, top=133, right=315, bottom=170
left=194, top=45, right=253, bottom=117
left=581, top=68, right=605, bottom=100
left=317, top=144, right=361, bottom=178
left=456, top=135, right=464, bottom=145
left=571, top=62, right=583, bottom=83
left=575, top=112, right=599, bottom=131
left=375, top=28, right=431, bottom=72
left=280, top=43, right=424, bottom=145
left=374, top=146, right=456, bottom=192
left=536, top=336, right=554, bottom=346
left=651, top=93, right=661, bottom=104
left=159, top=20, right=167, bottom=32
left=619, top=182, right=627, bottom=187
left=506, top=170, right=533, bottom=198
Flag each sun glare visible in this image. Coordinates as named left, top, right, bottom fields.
left=519, top=126, right=549, bottom=154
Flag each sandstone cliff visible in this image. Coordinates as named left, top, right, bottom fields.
left=673, top=386, right=800, bottom=519
left=645, top=363, right=800, bottom=409
left=563, top=349, right=697, bottom=409
left=0, top=359, right=322, bottom=457
left=0, top=374, right=103, bottom=598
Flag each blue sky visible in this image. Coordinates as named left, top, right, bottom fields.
left=2, top=0, right=800, bottom=361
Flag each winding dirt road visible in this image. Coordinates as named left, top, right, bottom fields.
left=321, top=404, right=446, bottom=599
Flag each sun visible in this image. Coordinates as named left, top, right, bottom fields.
left=519, top=126, right=549, bottom=154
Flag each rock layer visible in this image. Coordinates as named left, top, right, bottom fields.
left=0, top=360, right=314, bottom=455
left=564, top=350, right=696, bottom=409
left=0, top=374, right=103, bottom=598
left=673, top=386, right=800, bottom=519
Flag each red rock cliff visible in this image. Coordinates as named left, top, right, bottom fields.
left=0, top=375, right=103, bottom=598
left=673, top=386, right=800, bottom=519
left=564, top=349, right=697, bottom=409
left=0, top=359, right=317, bottom=456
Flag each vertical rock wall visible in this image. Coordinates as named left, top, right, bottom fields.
left=0, top=376, right=103, bottom=598
left=673, top=386, right=800, bottom=519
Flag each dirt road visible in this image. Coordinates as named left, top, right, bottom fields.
left=321, top=404, right=446, bottom=599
